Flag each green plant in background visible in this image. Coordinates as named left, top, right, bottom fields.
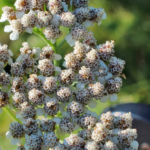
left=0, top=0, right=145, bottom=149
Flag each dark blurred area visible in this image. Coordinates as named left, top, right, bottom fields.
left=0, top=0, right=150, bottom=149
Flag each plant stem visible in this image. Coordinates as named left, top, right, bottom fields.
left=4, top=107, right=22, bottom=124
left=33, top=28, right=55, bottom=49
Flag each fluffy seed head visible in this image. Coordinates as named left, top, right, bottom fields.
left=0, top=73, right=11, bottom=86
left=17, top=146, right=25, bottom=150
left=60, top=11, right=76, bottom=27
left=108, top=57, right=125, bottom=76
left=9, top=122, right=24, bottom=138
left=64, top=53, right=81, bottom=71
left=37, top=11, right=53, bottom=28
left=84, top=49, right=100, bottom=71
left=13, top=92, right=28, bottom=109
left=84, top=141, right=100, bottom=150
left=57, top=87, right=72, bottom=103
left=70, top=24, right=88, bottom=41
left=15, top=0, right=31, bottom=12
left=28, top=88, right=45, bottom=105
left=38, top=59, right=55, bottom=76
left=11, top=62, right=25, bottom=77
left=21, top=102, right=36, bottom=119
left=78, top=113, right=97, bottom=129
left=2, top=6, right=16, bottom=21
left=23, top=118, right=38, bottom=135
left=0, top=44, right=10, bottom=63
left=40, top=118, right=56, bottom=132
left=88, top=82, right=104, bottom=100
left=78, top=66, right=94, bottom=84
left=67, top=101, right=84, bottom=119
left=103, top=141, right=118, bottom=150
left=78, top=129, right=92, bottom=140
left=76, top=89, right=91, bottom=106
left=26, top=74, right=42, bottom=90
left=43, top=76, right=57, bottom=94
left=106, top=77, right=122, bottom=94
left=21, top=10, right=37, bottom=28
left=0, top=91, right=9, bottom=108
left=83, top=32, right=97, bottom=47
left=54, top=143, right=68, bottom=150
left=114, top=112, right=133, bottom=129
left=58, top=68, right=75, bottom=86
left=43, top=25, right=62, bottom=41
left=60, top=118, right=75, bottom=133
left=91, top=123, right=109, bottom=143
left=44, top=98, right=59, bottom=116
left=43, top=132, right=58, bottom=148
left=98, top=40, right=115, bottom=62
left=48, top=0, right=63, bottom=14
left=73, top=0, right=89, bottom=8
left=11, top=77, right=25, bottom=94
left=26, top=134, right=43, bottom=150
left=64, top=134, right=85, bottom=149
left=20, top=42, right=32, bottom=55
left=100, top=111, right=114, bottom=130
left=40, top=46, right=54, bottom=60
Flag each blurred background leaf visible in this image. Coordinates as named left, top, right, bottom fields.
left=0, top=0, right=150, bottom=149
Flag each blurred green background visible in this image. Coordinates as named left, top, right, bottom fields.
left=0, top=0, right=150, bottom=149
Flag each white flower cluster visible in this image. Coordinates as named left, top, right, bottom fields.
left=0, top=0, right=139, bottom=150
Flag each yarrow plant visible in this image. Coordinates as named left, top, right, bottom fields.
left=0, top=0, right=139, bottom=150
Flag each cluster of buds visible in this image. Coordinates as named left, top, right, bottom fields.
left=0, top=0, right=139, bottom=150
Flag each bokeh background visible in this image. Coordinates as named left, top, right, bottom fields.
left=0, top=0, right=150, bottom=149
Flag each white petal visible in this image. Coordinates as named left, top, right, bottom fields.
left=102, top=13, right=107, bottom=20
left=16, top=111, right=22, bottom=119
left=98, top=76, right=106, bottom=84
left=98, top=20, right=102, bottom=26
left=62, top=111, right=70, bottom=118
left=62, top=61, right=66, bottom=67
left=74, top=124, right=80, bottom=130
left=53, top=117, right=61, bottom=125
left=88, top=100, right=97, bottom=108
left=37, top=108, right=44, bottom=116
left=25, top=68, right=32, bottom=74
left=69, top=39, right=76, bottom=47
left=16, top=11, right=24, bottom=19
left=100, top=95, right=109, bottom=103
left=6, top=131, right=12, bottom=139
left=111, top=136, right=119, bottom=144
left=38, top=128, right=43, bottom=136
left=8, top=58, right=13, bottom=64
left=105, top=72, right=113, bottom=81
left=17, top=138, right=22, bottom=144
left=84, top=20, right=92, bottom=27
left=70, top=0, right=73, bottom=6
left=99, top=60, right=107, bottom=68
left=76, top=82, right=85, bottom=90
left=0, top=107, right=2, bottom=114
left=16, top=55, right=22, bottom=62
left=90, top=112, right=98, bottom=119
left=4, top=25, right=12, bottom=33
left=130, top=141, right=139, bottom=149
left=10, top=32, right=19, bottom=41
left=54, top=54, right=62, bottom=60
left=11, top=138, right=18, bottom=145
left=26, top=27, right=33, bottom=34
left=51, top=39, right=56, bottom=44
left=38, top=75, right=45, bottom=82
left=65, top=34, right=72, bottom=43
left=51, top=14, right=60, bottom=26
left=41, top=145, right=47, bottom=150
left=62, top=2, right=68, bottom=12
left=24, top=143, right=29, bottom=150
left=35, top=48, right=41, bottom=57
left=36, top=23, right=41, bottom=28
left=59, top=103, right=66, bottom=112
left=0, top=61, right=4, bottom=66
left=55, top=66, right=61, bottom=72
left=8, top=50, right=13, bottom=56
left=109, top=94, right=118, bottom=102
left=0, top=14, right=7, bottom=22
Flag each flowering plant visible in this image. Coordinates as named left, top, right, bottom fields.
left=0, top=0, right=139, bottom=150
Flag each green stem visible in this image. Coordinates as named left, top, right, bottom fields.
left=33, top=28, right=55, bottom=49
left=4, top=107, right=22, bottom=124
left=57, top=39, right=66, bottom=51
